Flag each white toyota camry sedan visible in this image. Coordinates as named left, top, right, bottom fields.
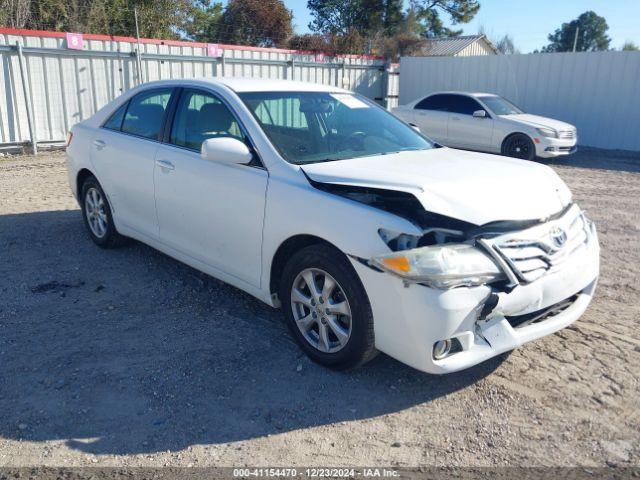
left=393, top=92, right=578, bottom=160
left=66, top=78, right=599, bottom=374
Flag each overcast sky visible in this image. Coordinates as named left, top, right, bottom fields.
left=228, top=0, right=640, bottom=53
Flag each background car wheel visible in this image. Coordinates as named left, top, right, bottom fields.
left=502, top=133, right=536, bottom=160
left=80, top=175, right=127, bottom=248
left=280, top=243, right=377, bottom=370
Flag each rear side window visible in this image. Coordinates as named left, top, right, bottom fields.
left=448, top=95, right=483, bottom=116
left=103, top=101, right=128, bottom=131
left=415, top=94, right=448, bottom=111
left=121, top=89, right=173, bottom=140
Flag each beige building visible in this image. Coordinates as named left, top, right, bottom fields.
left=421, top=34, right=499, bottom=57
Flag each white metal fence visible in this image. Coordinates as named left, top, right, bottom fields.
left=400, top=51, right=640, bottom=151
left=0, top=29, right=399, bottom=152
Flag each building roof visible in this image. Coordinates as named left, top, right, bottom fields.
left=421, top=35, right=499, bottom=56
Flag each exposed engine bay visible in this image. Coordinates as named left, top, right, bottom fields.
left=307, top=175, right=573, bottom=252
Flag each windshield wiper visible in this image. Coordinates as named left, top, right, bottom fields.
left=298, top=157, right=344, bottom=165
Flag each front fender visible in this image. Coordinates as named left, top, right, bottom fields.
left=261, top=175, right=422, bottom=299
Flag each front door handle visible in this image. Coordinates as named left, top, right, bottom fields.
left=451, top=116, right=461, bottom=121
left=156, top=159, right=175, bottom=171
left=93, top=139, right=106, bottom=150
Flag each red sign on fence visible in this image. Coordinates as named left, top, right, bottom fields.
left=315, top=52, right=325, bottom=63
left=66, top=32, right=84, bottom=50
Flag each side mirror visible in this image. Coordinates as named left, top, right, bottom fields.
left=473, top=110, right=487, bottom=118
left=201, top=137, right=253, bottom=165
left=408, top=123, right=421, bottom=132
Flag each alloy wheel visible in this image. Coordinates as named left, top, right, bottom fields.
left=290, top=268, right=352, bottom=353
left=84, top=187, right=108, bottom=238
left=507, top=136, right=532, bottom=159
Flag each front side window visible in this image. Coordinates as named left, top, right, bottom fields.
left=448, top=95, right=484, bottom=116
left=170, top=89, right=243, bottom=151
left=121, top=89, right=173, bottom=140
left=240, top=91, right=432, bottom=164
left=478, top=95, right=523, bottom=116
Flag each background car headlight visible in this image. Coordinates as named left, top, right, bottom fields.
left=536, top=127, right=558, bottom=138
left=370, top=244, right=504, bottom=289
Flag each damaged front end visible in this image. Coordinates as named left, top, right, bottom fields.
left=308, top=176, right=598, bottom=368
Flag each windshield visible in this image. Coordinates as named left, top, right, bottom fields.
left=239, top=91, right=432, bottom=164
left=478, top=95, right=524, bottom=116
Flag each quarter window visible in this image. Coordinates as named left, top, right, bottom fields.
left=170, top=89, right=243, bottom=151
left=103, top=101, right=128, bottom=131
left=121, top=89, right=173, bottom=140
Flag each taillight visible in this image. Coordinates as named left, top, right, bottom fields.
left=66, top=132, right=73, bottom=147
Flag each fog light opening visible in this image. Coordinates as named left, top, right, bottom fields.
left=433, top=339, right=452, bottom=360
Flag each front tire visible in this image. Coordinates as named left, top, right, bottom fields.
left=80, top=175, right=127, bottom=248
left=279, top=244, right=377, bottom=370
left=502, top=133, right=536, bottom=160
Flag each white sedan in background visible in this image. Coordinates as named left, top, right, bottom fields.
left=66, top=79, right=598, bottom=374
left=393, top=92, right=577, bottom=160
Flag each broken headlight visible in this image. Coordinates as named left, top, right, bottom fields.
left=370, top=244, right=504, bottom=289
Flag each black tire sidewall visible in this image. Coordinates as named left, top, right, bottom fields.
left=504, top=134, right=536, bottom=160
left=280, top=244, right=375, bottom=369
left=80, top=176, right=119, bottom=248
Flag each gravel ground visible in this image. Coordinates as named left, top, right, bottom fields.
left=0, top=149, right=638, bottom=468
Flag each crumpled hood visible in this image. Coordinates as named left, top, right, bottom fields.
left=301, top=148, right=572, bottom=226
left=503, top=113, right=575, bottom=132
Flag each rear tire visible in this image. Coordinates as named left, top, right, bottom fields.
left=279, top=244, right=377, bottom=370
left=502, top=133, right=536, bottom=160
left=80, top=175, right=127, bottom=248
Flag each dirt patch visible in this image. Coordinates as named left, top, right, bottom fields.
left=0, top=151, right=638, bottom=468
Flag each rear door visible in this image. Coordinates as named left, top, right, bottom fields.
left=90, top=88, right=175, bottom=238
left=411, top=94, right=450, bottom=144
left=446, top=95, right=494, bottom=150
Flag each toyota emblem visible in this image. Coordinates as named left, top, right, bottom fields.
left=550, top=227, right=567, bottom=248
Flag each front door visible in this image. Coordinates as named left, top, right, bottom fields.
left=153, top=88, right=268, bottom=287
left=446, top=95, right=494, bottom=150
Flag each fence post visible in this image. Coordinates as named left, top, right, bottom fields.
left=220, top=53, right=226, bottom=77
left=380, top=61, right=389, bottom=109
left=290, top=57, right=295, bottom=81
left=134, top=48, right=143, bottom=85
left=15, top=42, right=37, bottom=154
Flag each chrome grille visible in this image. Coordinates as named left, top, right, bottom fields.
left=558, top=129, right=576, bottom=139
left=490, top=205, right=589, bottom=283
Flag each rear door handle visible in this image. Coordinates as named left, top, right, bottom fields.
left=93, top=139, right=106, bottom=149
left=156, top=159, right=175, bottom=171
left=451, top=116, right=461, bottom=121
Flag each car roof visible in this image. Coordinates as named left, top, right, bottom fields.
left=425, top=91, right=498, bottom=98
left=134, top=77, right=350, bottom=94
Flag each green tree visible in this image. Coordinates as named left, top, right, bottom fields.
left=307, top=0, right=402, bottom=37
left=307, top=0, right=371, bottom=35
left=542, top=11, right=610, bottom=52
left=183, top=0, right=223, bottom=42
left=0, top=0, right=31, bottom=28
left=383, top=0, right=403, bottom=35
left=410, top=0, right=479, bottom=38
left=621, top=41, right=639, bottom=51
left=22, top=0, right=190, bottom=38
left=216, top=0, right=293, bottom=47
